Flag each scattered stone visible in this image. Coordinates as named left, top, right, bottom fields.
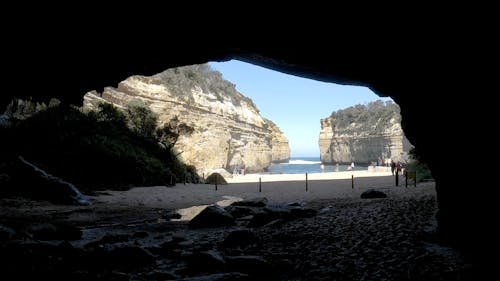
left=164, top=210, right=182, bottom=220
left=181, top=272, right=249, bottom=281
left=224, top=206, right=256, bottom=218
left=231, top=197, right=268, bottom=207
left=107, top=246, right=155, bottom=270
left=360, top=189, right=387, bottom=199
left=189, top=205, right=235, bottom=229
left=186, top=250, right=226, bottom=271
left=26, top=222, right=82, bottom=241
left=15, top=156, right=91, bottom=205
left=223, top=229, right=258, bottom=248
left=132, top=231, right=148, bottom=238
left=0, top=225, right=16, bottom=241
left=225, top=256, right=270, bottom=275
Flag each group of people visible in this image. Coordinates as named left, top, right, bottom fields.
left=233, top=164, right=246, bottom=176
left=390, top=161, right=403, bottom=175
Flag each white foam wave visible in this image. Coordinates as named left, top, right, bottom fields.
left=288, top=160, right=322, bottom=165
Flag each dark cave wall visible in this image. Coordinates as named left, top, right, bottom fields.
left=2, top=21, right=489, bottom=261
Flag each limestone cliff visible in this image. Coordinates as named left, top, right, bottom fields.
left=83, top=64, right=289, bottom=174
left=319, top=101, right=412, bottom=164
left=265, top=118, right=291, bottom=163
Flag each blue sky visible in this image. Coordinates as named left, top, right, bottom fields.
left=209, top=60, right=392, bottom=157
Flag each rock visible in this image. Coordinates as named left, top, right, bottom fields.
left=27, top=222, right=82, bottom=241
left=360, top=189, right=388, bottom=199
left=247, top=212, right=279, bottom=228
left=224, top=206, right=256, bottom=218
left=225, top=256, right=271, bottom=275
left=107, top=246, right=155, bottom=270
left=231, top=197, right=268, bottom=207
left=164, top=210, right=182, bottom=220
left=189, top=205, right=235, bottom=228
left=82, top=66, right=291, bottom=174
left=206, top=169, right=233, bottom=179
left=319, top=102, right=413, bottom=164
left=141, top=270, right=178, bottom=280
left=181, top=272, right=249, bottom=281
left=84, top=234, right=129, bottom=248
left=132, top=231, right=148, bottom=238
left=186, top=250, right=226, bottom=271
left=289, top=207, right=318, bottom=218
left=15, top=156, right=91, bottom=205
left=0, top=225, right=16, bottom=241
left=223, top=230, right=259, bottom=248
left=205, top=173, right=228, bottom=185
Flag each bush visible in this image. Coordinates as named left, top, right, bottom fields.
left=0, top=102, right=199, bottom=192
left=405, top=147, right=433, bottom=183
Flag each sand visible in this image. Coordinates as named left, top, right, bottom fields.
left=92, top=170, right=431, bottom=214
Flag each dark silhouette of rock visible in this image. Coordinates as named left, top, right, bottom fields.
left=231, top=197, right=268, bottom=207
left=223, top=230, right=258, bottom=248
left=189, top=205, right=235, bottom=229
left=186, top=250, right=226, bottom=271
left=0, top=225, right=16, bottom=241
left=15, top=156, right=91, bottom=205
left=26, top=222, right=82, bottom=241
left=107, top=246, right=155, bottom=270
left=360, top=189, right=388, bottom=199
left=225, top=256, right=270, bottom=275
left=181, top=272, right=249, bottom=281
left=205, top=173, right=227, bottom=185
left=224, top=206, right=256, bottom=219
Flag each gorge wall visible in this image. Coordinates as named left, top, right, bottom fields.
left=319, top=101, right=412, bottom=164
left=83, top=64, right=289, bottom=174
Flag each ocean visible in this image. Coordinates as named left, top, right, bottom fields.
left=266, top=157, right=368, bottom=174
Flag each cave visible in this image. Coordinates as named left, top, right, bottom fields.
left=1, top=16, right=491, bottom=278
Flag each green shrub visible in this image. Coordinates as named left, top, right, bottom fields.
left=0, top=102, right=198, bottom=192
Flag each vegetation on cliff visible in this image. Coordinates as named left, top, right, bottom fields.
left=329, top=100, right=401, bottom=135
left=405, top=147, right=433, bottom=183
left=151, top=63, right=258, bottom=109
left=0, top=102, right=198, bottom=193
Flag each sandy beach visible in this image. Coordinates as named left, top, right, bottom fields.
left=92, top=170, right=430, bottom=214
left=1, top=170, right=472, bottom=280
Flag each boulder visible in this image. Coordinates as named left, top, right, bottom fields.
left=360, top=189, right=387, bottom=199
left=15, top=156, right=91, bottom=205
left=189, top=205, right=235, bottom=228
left=205, top=173, right=228, bottom=185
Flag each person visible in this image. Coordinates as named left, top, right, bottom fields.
left=351, top=162, right=355, bottom=169
left=320, top=164, right=325, bottom=172
left=241, top=164, right=246, bottom=175
left=390, top=161, right=396, bottom=175
left=335, top=163, right=339, bottom=172
left=396, top=161, right=402, bottom=174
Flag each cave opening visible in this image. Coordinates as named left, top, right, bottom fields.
left=2, top=58, right=476, bottom=280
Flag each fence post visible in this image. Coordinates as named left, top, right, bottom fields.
left=395, top=171, right=399, bottom=186
left=414, top=172, right=417, bottom=187
left=306, top=173, right=308, bottom=192
left=184, top=174, right=186, bottom=185
left=405, top=171, right=408, bottom=188
left=215, top=176, right=218, bottom=191
left=351, top=175, right=354, bottom=189
left=259, top=177, right=262, bottom=192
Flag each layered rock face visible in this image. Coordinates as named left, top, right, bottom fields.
left=83, top=65, right=289, bottom=174
left=319, top=102, right=412, bottom=164
left=265, top=118, right=291, bottom=163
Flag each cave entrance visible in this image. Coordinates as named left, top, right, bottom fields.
left=1, top=58, right=455, bottom=280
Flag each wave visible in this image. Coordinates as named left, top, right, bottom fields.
left=287, top=160, right=322, bottom=165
